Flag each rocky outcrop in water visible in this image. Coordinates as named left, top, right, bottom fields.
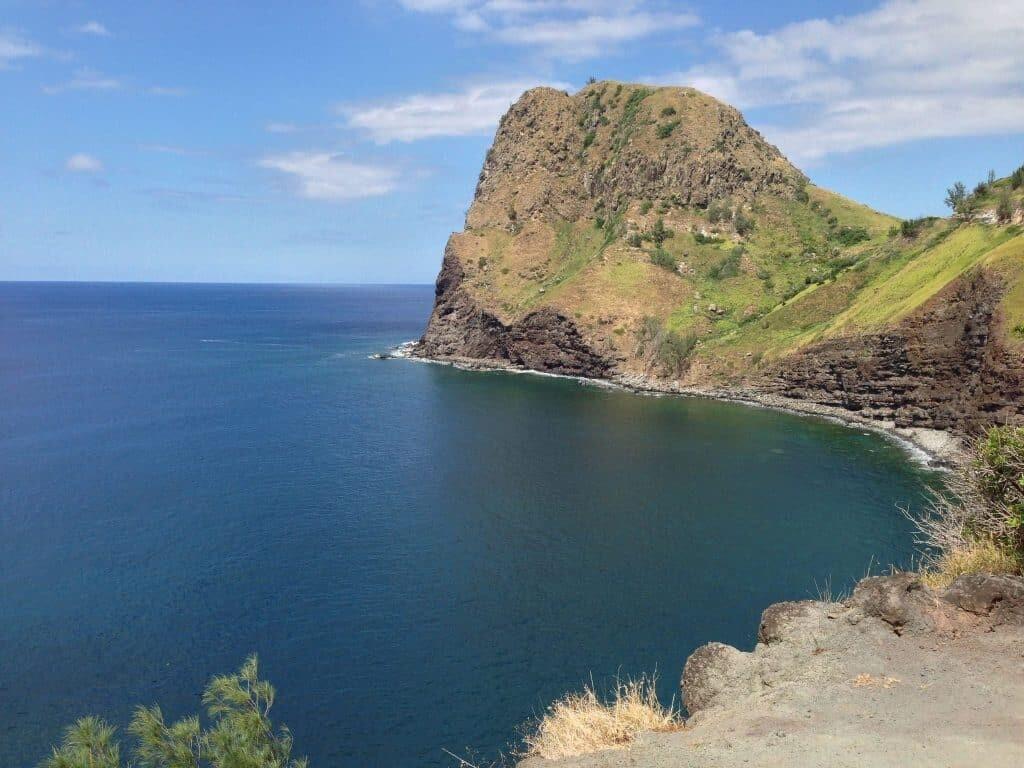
left=418, top=242, right=614, bottom=377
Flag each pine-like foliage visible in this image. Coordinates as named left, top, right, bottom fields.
left=41, top=656, right=308, bottom=768
left=42, top=717, right=121, bottom=768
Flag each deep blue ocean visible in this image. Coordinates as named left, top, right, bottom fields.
left=0, top=282, right=934, bottom=767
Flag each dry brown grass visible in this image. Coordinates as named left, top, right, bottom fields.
left=920, top=539, right=1023, bottom=590
left=521, top=676, right=682, bottom=761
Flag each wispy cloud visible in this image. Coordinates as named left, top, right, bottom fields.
left=76, top=21, right=112, bottom=37
left=265, top=122, right=301, bottom=134
left=139, top=143, right=206, bottom=156
left=652, top=0, right=1024, bottom=163
left=66, top=153, right=103, bottom=173
left=342, top=79, right=570, bottom=143
left=398, top=1, right=699, bottom=60
left=258, top=151, right=400, bottom=201
left=0, top=28, right=44, bottom=69
left=43, top=67, right=122, bottom=94
left=148, top=85, right=188, bottom=96
left=140, top=187, right=250, bottom=207
left=42, top=70, right=186, bottom=96
left=495, top=10, right=698, bottom=60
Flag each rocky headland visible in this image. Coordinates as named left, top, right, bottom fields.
left=414, top=82, right=1024, bottom=446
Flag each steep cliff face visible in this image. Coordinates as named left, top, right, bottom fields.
left=418, top=241, right=614, bottom=377
left=416, top=81, right=1024, bottom=435
left=766, top=268, right=1024, bottom=433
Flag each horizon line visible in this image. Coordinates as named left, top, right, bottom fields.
left=0, top=279, right=435, bottom=287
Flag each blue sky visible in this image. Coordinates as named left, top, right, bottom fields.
left=2, top=0, right=1022, bottom=283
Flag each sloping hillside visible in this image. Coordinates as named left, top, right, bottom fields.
left=416, top=82, right=1024, bottom=434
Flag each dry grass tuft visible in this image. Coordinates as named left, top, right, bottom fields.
left=521, top=676, right=682, bottom=761
left=920, top=539, right=1023, bottom=590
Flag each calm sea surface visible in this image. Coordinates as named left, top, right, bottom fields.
left=0, top=282, right=934, bottom=767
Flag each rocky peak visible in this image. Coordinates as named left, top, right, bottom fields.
left=466, top=81, right=805, bottom=231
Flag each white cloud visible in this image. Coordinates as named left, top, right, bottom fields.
left=398, top=0, right=699, bottom=59
left=342, top=79, right=570, bottom=143
left=66, top=153, right=103, bottom=173
left=653, top=0, right=1024, bottom=162
left=0, top=28, right=43, bottom=69
left=139, top=143, right=204, bottom=156
left=266, top=122, right=300, bottom=134
left=148, top=85, right=187, bottom=96
left=41, top=70, right=183, bottom=97
left=43, top=67, right=122, bottom=94
left=496, top=11, right=698, bottom=59
left=258, top=152, right=399, bottom=201
left=76, top=21, right=112, bottom=37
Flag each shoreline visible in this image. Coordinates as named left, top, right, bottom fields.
left=383, top=342, right=961, bottom=467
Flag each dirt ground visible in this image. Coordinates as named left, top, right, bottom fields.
left=520, top=573, right=1024, bottom=768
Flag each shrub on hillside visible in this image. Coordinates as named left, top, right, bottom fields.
left=582, top=130, right=597, bottom=149
left=635, top=316, right=662, bottom=355
left=900, top=217, right=930, bottom=238
left=1012, top=164, right=1024, bottom=189
left=639, top=200, right=653, bottom=215
left=944, top=181, right=978, bottom=219
left=996, top=189, right=1015, bottom=224
left=908, top=425, right=1024, bottom=588
left=708, top=247, right=744, bottom=280
left=832, top=225, right=870, bottom=246
left=657, top=330, right=698, bottom=376
left=650, top=217, right=673, bottom=245
left=655, top=120, right=680, bottom=139
left=734, top=211, right=755, bottom=237
left=649, top=247, right=677, bottom=271
left=41, top=656, right=307, bottom=768
left=635, top=319, right=697, bottom=377
left=660, top=106, right=677, bottom=117
left=707, top=200, right=731, bottom=224
left=944, top=181, right=966, bottom=212
left=693, top=230, right=723, bottom=245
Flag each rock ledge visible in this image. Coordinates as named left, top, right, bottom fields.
left=520, top=573, right=1024, bottom=768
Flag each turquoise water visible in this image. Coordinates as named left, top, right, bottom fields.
left=0, top=283, right=933, bottom=767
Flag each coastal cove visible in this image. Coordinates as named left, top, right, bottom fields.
left=392, top=344, right=958, bottom=467
left=0, top=282, right=938, bottom=767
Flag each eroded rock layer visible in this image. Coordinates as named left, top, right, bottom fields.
left=764, top=269, right=1024, bottom=433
